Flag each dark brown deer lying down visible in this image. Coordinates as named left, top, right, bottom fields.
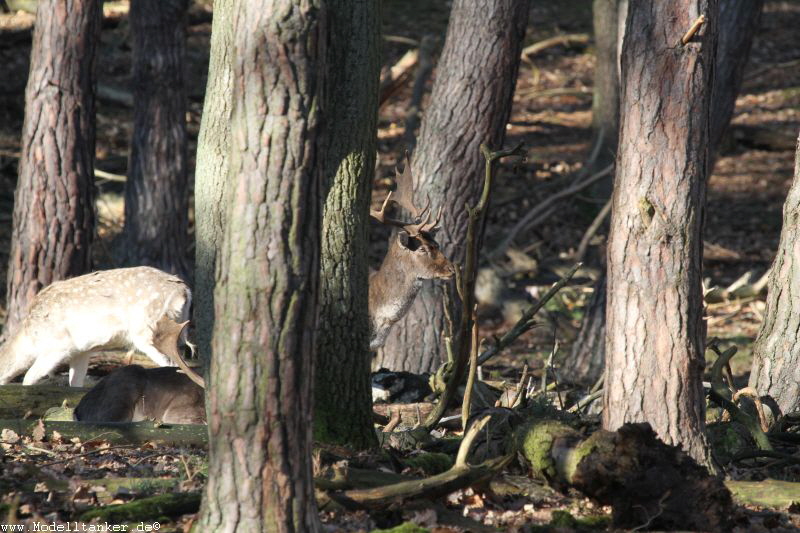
left=74, top=318, right=206, bottom=424
left=368, top=155, right=455, bottom=349
left=74, top=365, right=205, bottom=424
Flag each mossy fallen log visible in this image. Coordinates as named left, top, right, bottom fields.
left=78, top=491, right=201, bottom=523
left=726, top=479, right=800, bottom=509
left=516, top=421, right=733, bottom=532
left=0, top=419, right=208, bottom=446
left=0, top=384, right=89, bottom=418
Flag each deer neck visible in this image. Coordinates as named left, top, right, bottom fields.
left=368, top=248, right=423, bottom=350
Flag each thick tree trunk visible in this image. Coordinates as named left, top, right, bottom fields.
left=603, top=0, right=717, bottom=464
left=749, top=134, right=800, bottom=416
left=121, top=0, right=190, bottom=280
left=195, top=1, right=323, bottom=531
left=2, top=0, right=101, bottom=341
left=375, top=0, right=530, bottom=373
left=193, top=0, right=233, bottom=363
left=566, top=0, right=763, bottom=388
left=314, top=0, right=380, bottom=449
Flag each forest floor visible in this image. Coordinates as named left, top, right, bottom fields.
left=1, top=0, right=800, bottom=531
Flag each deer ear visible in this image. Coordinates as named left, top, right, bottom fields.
left=397, top=230, right=411, bottom=249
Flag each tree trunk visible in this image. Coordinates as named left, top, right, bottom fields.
left=603, top=0, right=717, bottom=465
left=710, top=0, right=764, bottom=156
left=192, top=0, right=233, bottom=363
left=562, top=273, right=606, bottom=386
left=2, top=0, right=101, bottom=341
left=313, top=0, right=380, bottom=449
left=195, top=1, right=323, bottom=531
left=749, top=133, right=800, bottom=416
left=566, top=0, right=763, bottom=388
left=121, top=0, right=190, bottom=280
left=375, top=0, right=530, bottom=373
left=588, top=0, right=621, bottom=182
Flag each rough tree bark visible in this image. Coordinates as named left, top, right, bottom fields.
left=375, top=0, right=530, bottom=373
left=314, top=0, right=380, bottom=449
left=749, top=133, right=800, bottom=415
left=564, top=0, right=763, bottom=387
left=603, top=0, right=717, bottom=464
left=193, top=0, right=233, bottom=363
left=195, top=1, right=323, bottom=531
left=2, top=0, right=101, bottom=341
left=121, top=0, right=190, bottom=279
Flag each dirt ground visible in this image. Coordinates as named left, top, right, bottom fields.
left=1, top=0, right=800, bottom=531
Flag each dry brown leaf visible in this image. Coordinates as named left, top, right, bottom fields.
left=31, top=420, right=45, bottom=442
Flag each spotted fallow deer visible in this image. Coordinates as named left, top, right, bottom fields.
left=0, top=266, right=191, bottom=387
left=74, top=318, right=205, bottom=424
left=368, top=156, right=455, bottom=350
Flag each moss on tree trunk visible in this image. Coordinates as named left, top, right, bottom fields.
left=314, top=0, right=381, bottom=450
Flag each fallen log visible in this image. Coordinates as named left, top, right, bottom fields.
left=0, top=384, right=89, bottom=418
left=0, top=419, right=208, bottom=446
left=516, top=421, right=733, bottom=532
left=79, top=491, right=201, bottom=523
left=726, top=479, right=800, bottom=509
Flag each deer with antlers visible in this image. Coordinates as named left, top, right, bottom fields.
left=368, top=155, right=455, bottom=350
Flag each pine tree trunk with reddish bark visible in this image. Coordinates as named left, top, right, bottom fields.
left=2, top=0, right=101, bottom=341
left=603, top=0, right=717, bottom=464
left=564, top=0, right=763, bottom=388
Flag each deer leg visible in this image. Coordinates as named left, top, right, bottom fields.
left=68, top=352, right=92, bottom=387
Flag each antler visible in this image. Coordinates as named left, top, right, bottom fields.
left=152, top=317, right=205, bottom=388
left=370, top=153, right=439, bottom=237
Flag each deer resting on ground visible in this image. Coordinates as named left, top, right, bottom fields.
left=75, top=318, right=205, bottom=423
left=368, top=155, right=455, bottom=349
left=0, top=266, right=191, bottom=387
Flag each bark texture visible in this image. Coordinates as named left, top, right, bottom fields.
left=566, top=0, right=763, bottom=387
left=121, top=0, right=190, bottom=279
left=314, top=0, right=380, bottom=449
left=195, top=1, right=323, bottom=531
left=603, top=0, right=717, bottom=464
left=2, top=0, right=101, bottom=341
left=749, top=134, right=800, bottom=415
left=193, top=0, right=233, bottom=363
left=375, top=0, right=530, bottom=373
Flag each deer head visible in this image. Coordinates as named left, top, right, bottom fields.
left=74, top=317, right=205, bottom=424
left=370, top=153, right=454, bottom=280
left=368, top=155, right=455, bottom=350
